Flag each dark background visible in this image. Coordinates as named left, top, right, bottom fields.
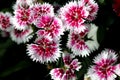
left=0, top=0, right=120, bottom=80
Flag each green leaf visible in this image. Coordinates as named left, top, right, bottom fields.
left=98, top=0, right=105, bottom=5
left=97, top=26, right=106, bottom=44
left=0, top=49, right=6, bottom=58
left=0, top=61, right=31, bottom=77
left=0, top=39, right=13, bottom=58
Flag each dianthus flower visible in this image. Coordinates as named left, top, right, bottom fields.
left=59, top=0, right=98, bottom=31
left=0, top=12, right=12, bottom=31
left=30, top=3, right=54, bottom=23
left=62, top=53, right=81, bottom=71
left=67, top=24, right=99, bottom=57
left=35, top=15, right=64, bottom=39
left=50, top=53, right=81, bottom=80
left=27, top=35, right=61, bottom=63
left=83, top=0, right=99, bottom=21
left=50, top=68, right=76, bottom=80
left=12, top=0, right=32, bottom=30
left=12, top=7, right=32, bottom=30
left=87, top=49, right=120, bottom=80
left=59, top=1, right=89, bottom=31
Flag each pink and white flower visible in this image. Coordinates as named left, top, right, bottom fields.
left=35, top=15, right=64, bottom=39
left=30, top=3, right=54, bottom=23
left=50, top=68, right=64, bottom=80
left=67, top=24, right=99, bottom=57
left=114, top=64, right=120, bottom=76
left=27, top=36, right=61, bottom=63
left=50, top=53, right=81, bottom=80
left=50, top=68, right=77, bottom=80
left=63, top=53, right=81, bottom=71
left=13, top=0, right=36, bottom=10
left=61, top=69, right=76, bottom=80
left=10, top=27, right=33, bottom=44
left=12, top=7, right=32, bottom=30
left=67, top=27, right=89, bottom=57
left=0, top=12, right=12, bottom=31
left=59, top=1, right=89, bottom=31
left=50, top=68, right=76, bottom=80
left=12, top=0, right=33, bottom=30
left=87, top=49, right=120, bottom=80
left=83, top=0, right=99, bottom=21
left=59, top=0, right=98, bottom=31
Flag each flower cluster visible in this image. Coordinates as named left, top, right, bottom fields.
left=1, top=0, right=120, bottom=80
left=0, top=0, right=98, bottom=63
left=50, top=53, right=81, bottom=80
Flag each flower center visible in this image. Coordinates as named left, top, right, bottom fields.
left=43, top=42, right=47, bottom=49
left=74, top=13, right=78, bottom=19
left=45, top=26, right=51, bottom=31
left=100, top=64, right=111, bottom=75
left=21, top=13, right=29, bottom=21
